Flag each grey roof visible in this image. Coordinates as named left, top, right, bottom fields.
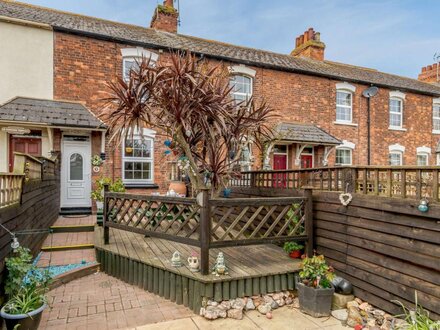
left=0, top=97, right=106, bottom=129
left=275, top=123, right=341, bottom=145
left=1, top=1, right=440, bottom=96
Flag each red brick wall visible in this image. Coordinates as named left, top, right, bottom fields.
left=419, top=63, right=440, bottom=83
left=53, top=32, right=440, bottom=195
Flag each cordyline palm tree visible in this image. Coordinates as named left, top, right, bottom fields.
left=102, top=52, right=275, bottom=197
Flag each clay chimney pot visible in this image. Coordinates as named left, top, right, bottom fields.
left=164, top=0, right=174, bottom=7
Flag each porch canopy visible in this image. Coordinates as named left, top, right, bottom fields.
left=269, top=122, right=341, bottom=166
left=0, top=97, right=106, bottom=130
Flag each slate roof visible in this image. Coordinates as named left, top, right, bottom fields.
left=0, top=97, right=106, bottom=129
left=1, top=1, right=440, bottom=96
left=275, top=123, right=341, bottom=145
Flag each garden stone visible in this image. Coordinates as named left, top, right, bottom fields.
left=227, top=308, right=243, bottom=320
left=272, top=293, right=284, bottom=301
left=257, top=303, right=272, bottom=314
left=245, top=298, right=255, bottom=310
left=292, top=297, right=300, bottom=308
left=331, top=309, right=348, bottom=322
left=347, top=306, right=363, bottom=327
left=266, top=312, right=273, bottom=319
left=359, top=302, right=372, bottom=312
left=285, top=296, right=293, bottom=305
left=355, top=298, right=363, bottom=304
left=380, top=320, right=391, bottom=330
left=270, top=300, right=279, bottom=310
left=367, top=318, right=377, bottom=328
left=220, top=301, right=231, bottom=310
left=231, top=298, right=246, bottom=310
left=207, top=300, right=218, bottom=307
left=332, top=293, right=355, bottom=310
left=253, top=297, right=264, bottom=308
left=263, top=295, right=275, bottom=304
left=347, top=300, right=359, bottom=309
left=275, top=298, right=285, bottom=307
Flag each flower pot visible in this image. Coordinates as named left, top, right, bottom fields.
left=1, top=303, right=47, bottom=330
left=168, top=181, right=187, bottom=196
left=289, top=250, right=302, bottom=259
left=95, top=201, right=104, bottom=212
left=297, top=282, right=334, bottom=317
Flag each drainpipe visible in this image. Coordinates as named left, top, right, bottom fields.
left=362, top=86, right=379, bottom=165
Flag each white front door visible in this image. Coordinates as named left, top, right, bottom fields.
left=61, top=136, right=92, bottom=208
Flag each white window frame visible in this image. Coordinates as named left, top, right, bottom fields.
left=229, top=74, right=253, bottom=103
left=121, top=129, right=156, bottom=185
left=335, top=82, right=356, bottom=124
left=437, top=153, right=440, bottom=166
left=121, top=47, right=158, bottom=82
left=433, top=98, right=440, bottom=134
left=389, top=91, right=405, bottom=130
left=416, top=146, right=431, bottom=166
left=388, top=144, right=405, bottom=166
left=335, top=140, right=355, bottom=166
left=389, top=152, right=403, bottom=166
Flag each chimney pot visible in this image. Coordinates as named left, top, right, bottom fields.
left=291, top=27, right=325, bottom=61
left=164, top=0, right=174, bottom=7
left=150, top=0, right=178, bottom=33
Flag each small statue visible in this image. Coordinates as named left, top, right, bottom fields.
left=211, top=252, right=228, bottom=276
left=187, top=252, right=200, bottom=272
left=171, top=251, right=182, bottom=267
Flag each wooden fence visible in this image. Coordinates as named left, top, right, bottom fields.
left=103, top=188, right=313, bottom=275
left=230, top=186, right=440, bottom=320
left=0, top=174, right=24, bottom=208
left=230, top=166, right=440, bottom=202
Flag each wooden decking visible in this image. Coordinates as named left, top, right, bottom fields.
left=95, top=227, right=301, bottom=313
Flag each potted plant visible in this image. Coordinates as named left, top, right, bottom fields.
left=1, top=247, right=51, bottom=330
left=297, top=254, right=335, bottom=317
left=283, top=241, right=304, bottom=258
left=91, top=177, right=125, bottom=211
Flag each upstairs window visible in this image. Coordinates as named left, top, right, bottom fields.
left=229, top=75, right=252, bottom=104
left=433, top=101, right=440, bottom=132
left=336, top=91, right=352, bottom=123
left=121, top=47, right=158, bottom=82
left=389, top=91, right=405, bottom=129
left=417, top=153, right=429, bottom=166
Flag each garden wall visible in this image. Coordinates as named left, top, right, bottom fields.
left=231, top=187, right=440, bottom=320
left=0, top=175, right=60, bottom=275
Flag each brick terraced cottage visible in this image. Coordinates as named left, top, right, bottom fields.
left=1, top=0, right=440, bottom=211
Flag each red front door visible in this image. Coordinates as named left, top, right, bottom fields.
left=273, top=154, right=287, bottom=187
left=300, top=154, right=313, bottom=168
left=9, top=137, right=42, bottom=171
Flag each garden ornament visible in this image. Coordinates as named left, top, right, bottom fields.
left=212, top=252, right=228, bottom=276
left=171, top=251, right=182, bottom=267
left=339, top=182, right=353, bottom=206
left=187, top=255, right=200, bottom=272
left=418, top=198, right=429, bottom=212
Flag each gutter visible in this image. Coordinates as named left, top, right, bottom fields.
left=52, top=27, right=440, bottom=98
left=0, top=120, right=106, bottom=131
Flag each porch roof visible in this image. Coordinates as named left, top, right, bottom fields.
left=274, top=122, right=341, bottom=146
left=0, top=97, right=106, bottom=130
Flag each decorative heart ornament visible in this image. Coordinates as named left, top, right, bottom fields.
left=339, top=193, right=353, bottom=206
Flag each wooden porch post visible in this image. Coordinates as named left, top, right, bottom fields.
left=103, top=183, right=109, bottom=244
left=199, top=189, right=211, bottom=275
left=303, top=187, right=314, bottom=257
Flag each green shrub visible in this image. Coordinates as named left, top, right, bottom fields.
left=283, top=241, right=304, bottom=253
left=299, top=254, right=335, bottom=289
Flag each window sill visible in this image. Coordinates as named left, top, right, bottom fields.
left=432, top=130, right=440, bottom=135
left=333, top=121, right=358, bottom=127
left=124, top=183, right=159, bottom=189
left=388, top=127, right=407, bottom=132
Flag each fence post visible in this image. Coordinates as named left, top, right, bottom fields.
left=303, top=187, right=314, bottom=257
left=199, top=189, right=211, bottom=275
left=103, top=183, right=109, bottom=244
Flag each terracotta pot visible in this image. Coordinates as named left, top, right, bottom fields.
left=289, top=250, right=302, bottom=259
left=168, top=181, right=187, bottom=196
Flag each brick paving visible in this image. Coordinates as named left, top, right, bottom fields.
left=37, top=250, right=96, bottom=267
left=38, top=272, right=193, bottom=330
left=42, top=232, right=94, bottom=248
left=54, top=215, right=96, bottom=226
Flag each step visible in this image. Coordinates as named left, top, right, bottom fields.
left=41, top=244, right=95, bottom=252
left=50, top=225, right=95, bottom=233
left=53, top=215, right=95, bottom=227
left=59, top=207, right=92, bottom=216
left=36, top=250, right=96, bottom=267
left=41, top=232, right=94, bottom=251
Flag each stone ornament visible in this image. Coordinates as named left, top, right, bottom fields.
left=171, top=251, right=182, bottom=267
left=212, top=252, right=228, bottom=276
left=187, top=256, right=200, bottom=272
left=339, top=192, right=353, bottom=206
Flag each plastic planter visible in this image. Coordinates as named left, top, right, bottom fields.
left=297, top=282, right=334, bottom=317
left=0, top=303, right=47, bottom=330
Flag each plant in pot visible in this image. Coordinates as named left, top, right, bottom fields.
left=297, top=254, right=335, bottom=317
left=91, top=177, right=125, bottom=211
left=1, top=247, right=52, bottom=330
left=283, top=241, right=304, bottom=259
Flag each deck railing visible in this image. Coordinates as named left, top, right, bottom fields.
left=103, top=187, right=313, bottom=275
left=230, top=166, right=440, bottom=202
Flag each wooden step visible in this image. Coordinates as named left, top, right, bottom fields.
left=41, top=244, right=95, bottom=252
left=50, top=225, right=95, bottom=233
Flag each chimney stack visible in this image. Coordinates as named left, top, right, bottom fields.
left=291, top=28, right=325, bottom=61
left=150, top=0, right=179, bottom=33
left=418, top=63, right=440, bottom=84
